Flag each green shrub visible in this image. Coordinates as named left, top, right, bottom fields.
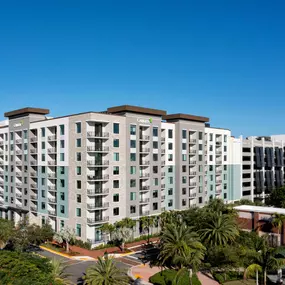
left=213, top=271, right=243, bottom=283
left=149, top=269, right=201, bottom=285
left=92, top=243, right=115, bottom=250
left=71, top=239, right=92, bottom=250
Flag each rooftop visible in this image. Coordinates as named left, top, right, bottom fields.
left=4, top=107, right=50, bottom=119
left=163, top=113, right=209, bottom=123
left=234, top=205, right=285, bottom=215
left=107, top=105, right=167, bottom=117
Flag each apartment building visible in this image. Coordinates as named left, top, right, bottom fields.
left=0, top=105, right=232, bottom=245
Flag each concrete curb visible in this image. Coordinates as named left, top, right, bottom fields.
left=40, top=245, right=74, bottom=259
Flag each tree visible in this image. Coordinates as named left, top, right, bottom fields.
left=139, top=216, right=155, bottom=242
left=11, top=217, right=31, bottom=251
left=199, top=211, right=239, bottom=246
left=244, top=264, right=262, bottom=284
left=101, top=223, right=116, bottom=243
left=159, top=223, right=205, bottom=272
left=113, top=218, right=135, bottom=251
left=50, top=258, right=73, bottom=285
left=54, top=227, right=76, bottom=253
left=0, top=218, right=14, bottom=249
left=271, top=213, right=285, bottom=245
left=83, top=256, right=129, bottom=285
left=265, top=187, right=285, bottom=208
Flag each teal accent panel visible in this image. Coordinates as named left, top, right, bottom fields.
left=228, top=164, right=242, bottom=201
left=207, top=167, right=216, bottom=199
left=164, top=164, right=175, bottom=211
left=38, top=166, right=47, bottom=214
left=57, top=167, right=68, bottom=218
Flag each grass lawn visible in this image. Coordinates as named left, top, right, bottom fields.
left=224, top=280, right=256, bottom=285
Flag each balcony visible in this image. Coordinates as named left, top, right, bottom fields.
left=87, top=132, right=109, bottom=138
left=30, top=206, right=38, bottom=212
left=0, top=181, right=4, bottom=186
left=15, top=139, right=22, bottom=144
left=189, top=172, right=196, bottom=176
left=161, top=172, right=165, bottom=177
left=30, top=195, right=38, bottom=200
left=30, top=172, right=37, bottom=177
left=161, top=195, right=165, bottom=200
left=161, top=184, right=166, bottom=188
left=87, top=216, right=109, bottom=224
left=30, top=148, right=37, bottom=154
left=15, top=150, right=22, bottom=155
left=216, top=151, right=222, bottom=155
left=139, top=198, right=150, bottom=204
left=30, top=184, right=37, bottom=189
left=16, top=193, right=22, bottom=199
left=189, top=139, right=196, bottom=144
left=161, top=137, right=166, bottom=142
left=161, top=161, right=166, bottom=166
left=0, top=171, right=3, bottom=176
left=47, top=148, right=57, bottom=154
left=87, top=188, right=109, bottom=196
left=87, top=160, right=109, bottom=166
left=48, top=161, right=56, bottom=166
left=216, top=189, right=222, bottom=194
left=87, top=146, right=109, bottom=152
left=48, top=210, right=56, bottom=216
left=189, top=193, right=196, bottom=199
left=216, top=180, right=222, bottom=184
left=216, top=160, right=222, bottom=165
left=140, top=210, right=150, bottom=216
left=140, top=148, right=150, bottom=153
left=48, top=198, right=57, bottom=203
left=0, top=151, right=3, bottom=156
left=15, top=182, right=22, bottom=187
left=161, top=149, right=165, bottom=154
left=0, top=142, right=3, bottom=146
left=189, top=160, right=196, bottom=165
left=140, top=186, right=150, bottom=191
left=139, top=173, right=150, bottom=178
left=139, top=135, right=150, bottom=141
left=48, top=185, right=56, bottom=191
left=48, top=135, right=57, bottom=141
left=216, top=141, right=222, bottom=145
left=48, top=173, right=57, bottom=179
left=87, top=174, right=109, bottom=181
left=15, top=161, right=22, bottom=166
left=30, top=136, right=37, bottom=143
left=189, top=150, right=196, bottom=155
left=87, top=202, right=109, bottom=210
left=30, top=160, right=38, bottom=166
left=216, top=170, right=222, bottom=175
left=189, top=182, right=196, bottom=187
left=15, top=172, right=22, bottom=177
left=140, top=161, right=150, bottom=166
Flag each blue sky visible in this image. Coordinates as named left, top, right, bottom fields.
left=0, top=0, right=284, bottom=137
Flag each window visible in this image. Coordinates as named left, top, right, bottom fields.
left=224, top=135, right=227, bottom=143
left=224, top=155, right=227, bottom=161
left=199, top=132, right=203, bottom=140
left=130, top=192, right=136, bottom=201
left=168, top=200, right=173, bottom=207
left=182, top=143, right=186, bottom=150
left=77, top=180, right=81, bottom=189
left=113, top=166, right=119, bottom=175
left=60, top=192, right=65, bottom=200
left=210, top=185, right=213, bottom=191
left=169, top=177, right=173, bottom=184
left=199, top=186, right=202, bottom=193
left=41, top=178, right=45, bottom=185
left=77, top=152, right=81, bottom=161
left=130, top=153, right=136, bottom=161
left=60, top=140, right=65, bottom=149
left=168, top=154, right=173, bottom=161
left=24, top=177, right=27, bottom=184
left=153, top=154, right=158, bottom=161
left=153, top=202, right=158, bottom=210
left=113, top=194, right=119, bottom=202
left=224, top=165, right=227, bottom=171
left=130, top=179, right=136, bottom=187
left=224, top=184, right=227, bottom=190
left=60, top=179, right=65, bottom=187
left=224, top=146, right=227, bottom=152
left=130, top=125, right=136, bottom=135
left=113, top=207, right=119, bottom=215
left=76, top=139, right=81, bottom=147
left=24, top=143, right=28, bottom=150
left=168, top=166, right=173, bottom=173
left=76, top=208, right=81, bottom=217
left=60, top=220, right=65, bottom=229
left=42, top=154, right=45, bottom=161
left=113, top=180, right=119, bottom=188
left=182, top=165, right=186, bottom=172
left=153, top=178, right=159, bottom=186
left=209, top=165, right=213, bottom=171
left=113, top=123, right=119, bottom=134
left=182, top=188, right=186, bottom=195
left=209, top=134, right=213, bottom=141
left=210, top=175, right=213, bottom=181
left=113, top=139, right=119, bottom=147
left=182, top=176, right=187, bottom=184
left=224, top=174, right=227, bottom=180
left=199, top=197, right=203, bottom=204
left=199, top=144, right=203, bottom=151
left=168, top=129, right=173, bottom=139
left=168, top=188, right=173, bottom=195
left=182, top=199, right=186, bottom=206
left=60, top=166, right=64, bottom=174
left=76, top=166, right=81, bottom=175
left=77, top=194, right=81, bottom=203
left=153, top=127, right=158, bottom=137
left=210, top=145, right=213, bottom=151
left=153, top=141, right=158, bottom=149
left=210, top=155, right=213, bottom=161
left=199, top=165, right=203, bottom=172
left=114, top=153, right=119, bottom=161
left=199, top=155, right=203, bottom=162
left=41, top=202, right=46, bottom=210
left=130, top=140, right=136, bottom=148
left=130, top=206, right=136, bottom=214
left=152, top=166, right=158, bottom=173
left=10, top=132, right=13, bottom=141
left=182, top=130, right=187, bottom=139
left=76, top=122, right=81, bottom=133
left=42, top=141, right=45, bottom=149
left=41, top=128, right=45, bottom=137
left=182, top=154, right=187, bottom=161
left=76, top=224, right=81, bottom=237
left=42, top=190, right=45, bottom=198
left=130, top=166, right=136, bottom=175
left=60, top=125, right=65, bottom=135
left=224, top=193, right=227, bottom=199
left=168, top=143, right=173, bottom=150
left=60, top=153, right=65, bottom=161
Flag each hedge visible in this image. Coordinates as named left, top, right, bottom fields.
left=149, top=269, right=201, bottom=285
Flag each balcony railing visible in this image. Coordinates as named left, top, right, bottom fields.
left=48, top=198, right=57, bottom=203
left=161, top=172, right=165, bottom=177
left=189, top=161, right=196, bottom=165
left=161, top=161, right=166, bottom=166
left=216, top=151, right=222, bottom=155
left=161, top=195, right=166, bottom=200
left=140, top=148, right=150, bottom=153
left=15, top=182, right=22, bottom=187
left=216, top=160, right=222, bottom=164
left=189, top=172, right=196, bottom=176
left=140, top=161, right=150, bottom=165
left=216, top=180, right=222, bottom=184
left=15, top=150, right=22, bottom=155
left=30, top=195, right=38, bottom=200
left=48, top=148, right=57, bottom=153
left=0, top=142, right=3, bottom=146
left=139, top=198, right=150, bottom=203
left=15, top=139, right=22, bottom=144
left=48, top=210, right=56, bottom=216
left=30, top=206, right=38, bottom=212
left=87, top=202, right=109, bottom=210
left=140, top=210, right=150, bottom=216
left=30, top=148, right=37, bottom=154
left=30, top=172, right=37, bottom=177
left=189, top=182, right=196, bottom=187
left=48, top=185, right=56, bottom=191
left=48, top=135, right=57, bottom=141
left=161, top=137, right=166, bottom=142
left=189, top=193, right=196, bottom=198
left=87, top=160, right=109, bottom=166
left=87, top=188, right=109, bottom=195
left=87, top=174, right=109, bottom=180
left=140, top=185, right=150, bottom=191
left=189, top=139, right=196, bottom=144
left=15, top=161, right=22, bottom=166
left=30, top=160, right=38, bottom=166
left=216, top=189, right=222, bottom=194
left=139, top=135, right=150, bottom=141
left=30, top=184, right=37, bottom=189
left=189, top=150, right=196, bottom=154
left=30, top=136, right=37, bottom=142
left=161, top=184, right=166, bottom=188
left=16, top=193, right=22, bottom=199
left=15, top=172, right=22, bottom=177
left=87, top=146, right=109, bottom=152
left=0, top=171, right=3, bottom=176
left=87, top=216, right=109, bottom=224
left=48, top=173, right=57, bottom=179
left=139, top=173, right=150, bottom=178
left=48, top=161, right=56, bottom=166
left=87, top=132, right=109, bottom=138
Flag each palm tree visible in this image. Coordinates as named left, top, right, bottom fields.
left=0, top=218, right=14, bottom=249
left=159, top=223, right=205, bottom=270
left=83, top=256, right=129, bottom=285
left=271, top=213, right=285, bottom=246
left=50, top=258, right=73, bottom=285
left=100, top=223, right=115, bottom=243
left=199, top=211, right=239, bottom=246
left=244, top=264, right=262, bottom=285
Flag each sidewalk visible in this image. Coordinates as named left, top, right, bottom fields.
left=129, top=264, right=161, bottom=285
left=197, top=272, right=219, bottom=285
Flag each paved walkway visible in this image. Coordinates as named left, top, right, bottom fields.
left=197, top=272, right=219, bottom=285
left=130, top=264, right=161, bottom=285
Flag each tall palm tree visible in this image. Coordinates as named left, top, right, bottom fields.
left=159, top=223, right=205, bottom=270
left=199, top=211, right=239, bottom=246
left=50, top=258, right=73, bottom=285
left=244, top=264, right=262, bottom=285
left=83, top=256, right=129, bottom=285
left=271, top=213, right=285, bottom=245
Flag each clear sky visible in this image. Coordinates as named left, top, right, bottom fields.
left=0, top=0, right=284, bottom=137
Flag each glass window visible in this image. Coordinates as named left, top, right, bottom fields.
left=60, top=220, right=64, bottom=229
left=209, top=134, right=213, bottom=141
left=182, top=165, right=186, bottom=172
left=182, top=154, right=187, bottom=161
left=210, top=155, right=213, bottom=161
left=224, top=145, right=227, bottom=152
left=168, top=154, right=173, bottom=161
left=76, top=138, right=81, bottom=147
left=153, top=178, right=159, bottom=186
left=153, top=166, right=158, bottom=173
left=60, top=192, right=65, bottom=200
left=209, top=165, right=213, bottom=171
left=59, top=140, right=64, bottom=149
left=224, top=135, right=227, bottom=143
left=76, top=224, right=81, bottom=237
left=113, top=207, right=119, bottom=216
left=77, top=194, right=81, bottom=203
left=77, top=180, right=81, bottom=189
left=42, top=141, right=45, bottom=149
left=130, top=179, right=136, bottom=187
left=76, top=166, right=81, bottom=175
left=113, top=166, right=119, bottom=175
left=76, top=208, right=81, bottom=217
left=41, top=178, right=45, bottom=185
left=113, top=180, right=119, bottom=188
left=153, top=190, right=158, bottom=198
left=153, top=154, right=158, bottom=161
left=130, top=125, right=136, bottom=135
left=42, top=154, right=45, bottom=161
left=224, top=165, right=227, bottom=171
left=182, top=176, right=187, bottom=183
left=113, top=123, right=119, bottom=134
left=182, top=143, right=186, bottom=150
left=130, top=206, right=136, bottom=214
left=168, top=166, right=173, bottom=173
left=224, top=155, right=227, bottom=161
left=130, top=140, right=136, bottom=148
left=60, top=166, right=64, bottom=174
left=60, top=179, right=65, bottom=187
left=130, top=166, right=136, bottom=175
left=152, top=127, right=158, bottom=137
left=113, top=139, right=119, bottom=147
left=182, top=188, right=186, bottom=195
left=113, top=194, right=119, bottom=202
left=130, top=192, right=136, bottom=201
left=76, top=122, right=81, bottom=133
left=41, top=202, right=45, bottom=210
left=224, top=184, right=227, bottom=190
left=130, top=153, right=136, bottom=161
left=168, top=188, right=173, bottom=195
left=114, top=153, right=119, bottom=161
left=182, top=130, right=187, bottom=139
left=199, top=155, right=203, bottom=161
left=41, top=128, right=45, bottom=137
left=60, top=153, right=65, bottom=161
left=168, top=129, right=173, bottom=139
left=168, top=143, right=173, bottom=150
left=199, top=132, right=203, bottom=140
left=60, top=125, right=65, bottom=135
left=24, top=143, right=28, bottom=150
left=41, top=190, right=45, bottom=198
left=153, top=141, right=158, bottom=149
left=10, top=132, right=13, bottom=141
left=169, top=177, right=173, bottom=184
left=199, top=197, right=203, bottom=204
left=42, top=166, right=45, bottom=173
left=153, top=202, right=158, bottom=210
left=168, top=200, right=173, bottom=207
